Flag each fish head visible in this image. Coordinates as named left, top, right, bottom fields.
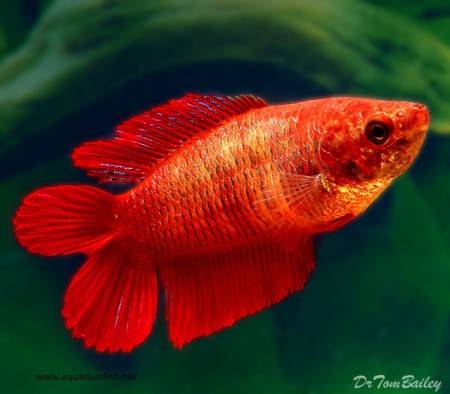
left=315, top=97, right=429, bottom=184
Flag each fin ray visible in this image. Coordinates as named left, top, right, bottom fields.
left=13, top=185, right=115, bottom=256
left=159, top=236, right=315, bottom=348
left=73, top=94, right=267, bottom=184
left=63, top=241, right=157, bottom=352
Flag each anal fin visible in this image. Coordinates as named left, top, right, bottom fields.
left=159, top=236, right=315, bottom=348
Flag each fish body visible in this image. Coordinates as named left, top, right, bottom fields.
left=13, top=94, right=429, bottom=352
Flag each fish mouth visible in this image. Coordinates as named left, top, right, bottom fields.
left=410, top=103, right=430, bottom=139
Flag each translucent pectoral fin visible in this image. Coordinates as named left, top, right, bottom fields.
left=254, top=172, right=322, bottom=213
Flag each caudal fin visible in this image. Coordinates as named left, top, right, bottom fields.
left=14, top=185, right=158, bottom=352
left=13, top=185, right=115, bottom=256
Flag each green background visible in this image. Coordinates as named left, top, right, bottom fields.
left=0, top=0, right=449, bottom=393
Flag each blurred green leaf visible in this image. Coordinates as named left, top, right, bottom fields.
left=0, top=0, right=54, bottom=59
left=363, top=0, right=450, bottom=45
left=272, top=171, right=450, bottom=392
left=391, top=175, right=450, bottom=308
left=0, top=2, right=30, bottom=58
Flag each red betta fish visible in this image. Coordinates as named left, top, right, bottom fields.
left=13, top=94, right=429, bottom=352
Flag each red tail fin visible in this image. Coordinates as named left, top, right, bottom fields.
left=13, top=185, right=115, bottom=256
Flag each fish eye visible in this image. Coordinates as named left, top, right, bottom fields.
left=365, top=121, right=391, bottom=145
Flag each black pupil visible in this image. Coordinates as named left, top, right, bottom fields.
left=371, top=125, right=386, bottom=139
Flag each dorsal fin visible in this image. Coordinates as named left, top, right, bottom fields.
left=73, top=94, right=268, bottom=183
